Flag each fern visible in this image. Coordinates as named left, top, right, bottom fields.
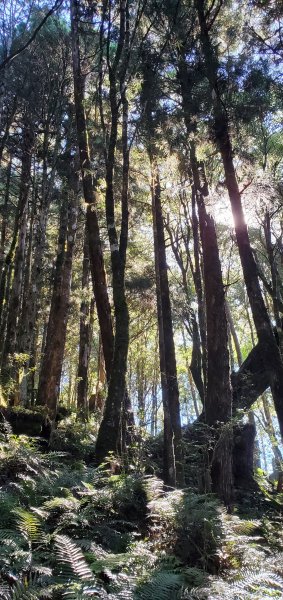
left=44, top=495, right=80, bottom=512
left=13, top=508, right=43, bottom=543
left=54, top=534, right=94, bottom=581
left=134, top=570, right=186, bottom=600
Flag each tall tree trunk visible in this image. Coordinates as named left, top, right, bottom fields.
left=191, top=188, right=207, bottom=393
left=1, top=120, right=34, bottom=397
left=154, top=226, right=176, bottom=486
left=37, top=176, right=78, bottom=421
left=191, top=144, right=233, bottom=505
left=17, top=192, right=37, bottom=405
left=196, top=0, right=283, bottom=438
left=18, top=125, right=60, bottom=404
left=70, top=0, right=114, bottom=381
left=77, top=227, right=93, bottom=420
left=0, top=155, right=12, bottom=278
left=95, top=1, right=131, bottom=463
left=177, top=50, right=233, bottom=498
left=151, top=157, right=184, bottom=487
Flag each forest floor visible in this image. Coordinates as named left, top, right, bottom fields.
left=0, top=417, right=283, bottom=600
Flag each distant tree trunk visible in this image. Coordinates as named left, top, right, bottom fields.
left=181, top=328, right=200, bottom=418
left=151, top=343, right=158, bottom=436
left=89, top=335, right=106, bottom=415
left=261, top=392, right=283, bottom=488
left=191, top=188, right=207, bottom=392
left=0, top=95, right=17, bottom=166
left=0, top=155, right=12, bottom=278
left=17, top=192, right=37, bottom=405
left=1, top=121, right=34, bottom=398
left=165, top=199, right=205, bottom=405
left=248, top=410, right=261, bottom=470
left=196, top=0, right=283, bottom=439
left=151, top=157, right=184, bottom=487
left=18, top=125, right=60, bottom=404
left=189, top=311, right=205, bottom=404
left=225, top=300, right=243, bottom=367
left=77, top=228, right=93, bottom=420
left=137, top=346, right=145, bottom=428
left=37, top=176, right=78, bottom=421
left=154, top=235, right=176, bottom=486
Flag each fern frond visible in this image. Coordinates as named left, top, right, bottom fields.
left=44, top=496, right=80, bottom=512
left=134, top=570, right=186, bottom=600
left=13, top=508, right=43, bottom=543
left=0, top=528, right=25, bottom=544
left=143, top=476, right=164, bottom=502
left=54, top=534, right=94, bottom=581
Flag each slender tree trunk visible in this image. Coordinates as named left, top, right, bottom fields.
left=18, top=126, right=60, bottom=404
left=1, top=121, right=34, bottom=397
left=196, top=0, right=283, bottom=438
left=182, top=328, right=200, bottom=418
left=191, top=189, right=207, bottom=392
left=37, top=176, right=78, bottom=421
left=151, top=342, right=158, bottom=436
left=137, top=341, right=146, bottom=428
left=70, top=0, right=114, bottom=381
left=225, top=300, right=243, bottom=366
left=151, top=157, right=184, bottom=487
left=0, top=155, right=12, bottom=278
left=77, top=227, right=93, bottom=420
left=154, top=229, right=176, bottom=486
left=17, top=192, right=37, bottom=405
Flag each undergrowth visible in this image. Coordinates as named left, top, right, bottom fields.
left=0, top=419, right=282, bottom=599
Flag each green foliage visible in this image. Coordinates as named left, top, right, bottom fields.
left=0, top=434, right=282, bottom=599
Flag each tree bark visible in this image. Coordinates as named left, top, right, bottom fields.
left=77, top=227, right=93, bottom=420
left=154, top=220, right=176, bottom=487
left=37, top=175, right=78, bottom=421
left=95, top=0, right=131, bottom=463
left=151, top=157, right=184, bottom=487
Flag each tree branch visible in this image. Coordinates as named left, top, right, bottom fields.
left=0, top=0, right=63, bottom=71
